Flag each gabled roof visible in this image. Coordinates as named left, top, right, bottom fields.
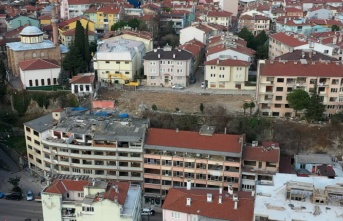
left=163, top=188, right=254, bottom=221
left=44, top=180, right=89, bottom=194
left=68, top=0, right=90, bottom=5
left=19, top=59, right=60, bottom=71
left=206, top=43, right=255, bottom=56
left=103, top=182, right=129, bottom=205
left=270, top=32, right=308, bottom=47
left=146, top=128, right=242, bottom=153
left=243, top=145, right=280, bottom=163
left=97, top=6, right=122, bottom=14
left=207, top=10, right=232, bottom=17
left=70, top=74, right=95, bottom=84
left=205, top=58, right=250, bottom=66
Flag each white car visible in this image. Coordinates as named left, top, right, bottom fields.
left=201, top=82, right=206, bottom=89
left=172, top=84, right=184, bottom=89
left=26, top=190, right=33, bottom=201
left=141, top=208, right=155, bottom=216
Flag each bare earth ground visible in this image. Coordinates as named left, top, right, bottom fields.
left=97, top=89, right=253, bottom=115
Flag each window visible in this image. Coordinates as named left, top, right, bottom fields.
left=125, top=72, right=129, bottom=75
left=72, top=168, right=81, bottom=173
left=35, top=79, right=39, bottom=86
left=27, top=145, right=32, bottom=149
left=41, top=79, right=45, bottom=86
left=33, top=130, right=39, bottom=137
left=275, top=96, right=282, bottom=101
left=105, top=61, right=109, bottom=63
left=47, top=78, right=51, bottom=85
left=29, top=80, right=33, bottom=87
left=125, top=61, right=129, bottom=64
left=276, top=87, right=283, bottom=92
left=36, top=158, right=42, bottom=164
left=331, top=88, right=338, bottom=93
left=236, top=67, right=242, bottom=70
left=277, top=78, right=284, bottom=82
left=53, top=78, right=57, bottom=85
left=324, top=50, right=329, bottom=54
left=27, top=136, right=32, bottom=141
left=34, top=140, right=40, bottom=145
left=172, top=212, right=181, bottom=219
left=84, top=169, right=92, bottom=174
left=116, top=61, right=120, bottom=64
left=78, top=192, right=84, bottom=197
left=82, top=206, right=94, bottom=212
left=274, top=104, right=282, bottom=108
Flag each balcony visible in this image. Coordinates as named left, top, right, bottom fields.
left=144, top=183, right=161, bottom=189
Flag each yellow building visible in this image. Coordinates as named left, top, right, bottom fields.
left=38, top=14, right=52, bottom=26
left=58, top=16, right=95, bottom=40
left=97, top=6, right=124, bottom=32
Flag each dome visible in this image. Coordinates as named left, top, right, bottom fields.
left=20, top=26, right=44, bottom=36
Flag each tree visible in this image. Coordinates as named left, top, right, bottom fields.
left=287, top=89, right=310, bottom=116
left=84, top=22, right=91, bottom=71
left=74, top=20, right=85, bottom=60
left=200, top=103, right=204, bottom=113
left=89, top=41, right=97, bottom=56
left=152, top=104, right=157, bottom=111
left=163, top=7, right=171, bottom=12
left=256, top=43, right=269, bottom=59
left=238, top=27, right=254, bottom=49
left=111, top=20, right=127, bottom=31
left=255, top=31, right=268, bottom=47
left=305, top=85, right=325, bottom=122
left=128, top=18, right=140, bottom=30
left=249, top=102, right=255, bottom=115
left=8, top=176, right=21, bottom=192
left=243, top=102, right=250, bottom=115
left=63, top=44, right=86, bottom=77
left=0, top=59, right=6, bottom=82
left=332, top=24, right=340, bottom=32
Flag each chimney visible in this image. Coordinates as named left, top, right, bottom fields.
left=176, top=128, right=179, bottom=133
left=219, top=196, right=222, bottom=204
left=251, top=190, right=255, bottom=197
left=233, top=194, right=239, bottom=210
left=217, top=59, right=219, bottom=64
left=234, top=201, right=238, bottom=210
left=228, top=185, right=233, bottom=195
left=207, top=193, right=212, bottom=202
left=219, top=187, right=223, bottom=195
left=173, top=54, right=176, bottom=58
left=186, top=197, right=191, bottom=206
left=186, top=180, right=191, bottom=190
left=158, top=54, right=160, bottom=58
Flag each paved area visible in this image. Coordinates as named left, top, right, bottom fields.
left=142, top=213, right=162, bottom=221
left=0, top=198, right=43, bottom=221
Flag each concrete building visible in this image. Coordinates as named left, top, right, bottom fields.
left=143, top=44, right=193, bottom=87
left=24, top=108, right=149, bottom=182
left=96, top=6, right=124, bottom=32
left=162, top=187, right=254, bottom=221
left=18, top=58, right=61, bottom=89
left=206, top=42, right=255, bottom=62
left=179, top=24, right=212, bottom=45
left=294, top=153, right=336, bottom=177
left=60, top=0, right=90, bottom=19
left=307, top=7, right=334, bottom=20
left=143, top=126, right=244, bottom=206
left=256, top=59, right=343, bottom=117
left=6, top=15, right=40, bottom=31
left=268, top=32, right=308, bottom=59
left=160, top=10, right=188, bottom=34
left=204, top=57, right=252, bottom=90
left=70, top=74, right=95, bottom=95
left=254, top=173, right=343, bottom=221
left=42, top=179, right=141, bottom=221
left=93, top=38, right=145, bottom=84
left=238, top=14, right=270, bottom=35
left=206, top=10, right=232, bottom=27
left=219, top=0, right=239, bottom=16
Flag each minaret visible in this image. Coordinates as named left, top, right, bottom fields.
left=51, top=0, right=59, bottom=46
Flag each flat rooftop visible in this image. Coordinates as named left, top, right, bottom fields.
left=254, top=173, right=343, bottom=221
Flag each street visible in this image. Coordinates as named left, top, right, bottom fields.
left=142, top=213, right=162, bottom=221
left=0, top=198, right=43, bottom=221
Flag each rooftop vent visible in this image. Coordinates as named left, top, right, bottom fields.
left=199, top=125, right=215, bottom=136
left=207, top=193, right=212, bottom=202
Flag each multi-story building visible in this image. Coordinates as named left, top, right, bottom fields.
left=143, top=44, right=193, bottom=87
left=206, top=42, right=255, bottom=62
left=204, top=57, right=252, bottom=90
left=60, top=0, right=90, bottom=19
left=24, top=108, right=149, bottom=183
left=254, top=173, right=343, bottom=221
left=93, top=38, right=145, bottom=84
left=241, top=141, right=280, bottom=191
left=96, top=6, right=124, bottom=32
left=179, top=24, right=212, bottom=45
left=238, top=14, right=270, bottom=35
left=42, top=179, right=141, bottom=221
left=219, top=0, right=239, bottom=16
left=160, top=10, right=188, bottom=34
left=163, top=186, right=254, bottom=221
left=256, top=59, right=343, bottom=117
left=268, top=32, right=308, bottom=59
left=143, top=126, right=244, bottom=206
left=206, top=10, right=232, bottom=27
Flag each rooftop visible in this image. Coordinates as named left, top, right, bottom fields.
left=144, top=45, right=193, bottom=60
left=6, top=40, right=56, bottom=51
left=243, top=145, right=280, bottom=163
left=69, top=74, right=95, bottom=84
left=163, top=188, right=254, bottom=221
left=270, top=32, right=308, bottom=47
left=295, top=154, right=333, bottom=165
left=19, top=59, right=60, bottom=71
left=275, top=49, right=339, bottom=61
left=205, top=58, right=251, bottom=66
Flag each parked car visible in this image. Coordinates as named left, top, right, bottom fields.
left=5, top=192, right=22, bottom=200
left=201, top=82, right=206, bottom=89
left=0, top=192, right=5, bottom=199
left=141, top=208, right=155, bottom=216
left=190, top=77, right=196, bottom=84
left=172, top=84, right=184, bottom=89
left=26, top=190, right=34, bottom=201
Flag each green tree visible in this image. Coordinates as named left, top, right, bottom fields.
left=332, top=24, right=340, bottom=32
left=287, top=89, right=310, bottom=116
left=238, top=27, right=255, bottom=49
left=243, top=102, right=250, bottom=115
left=128, top=18, right=140, bottom=30
left=163, top=7, right=171, bottom=12
left=8, top=176, right=21, bottom=192
left=89, top=41, right=97, bottom=56
left=249, top=102, right=255, bottom=115
left=305, top=85, right=325, bottom=122
left=152, top=104, right=157, bottom=111
left=256, top=43, right=269, bottom=59
left=0, top=83, right=6, bottom=102
left=63, top=44, right=86, bottom=77
left=0, top=59, right=6, bottom=82
left=84, top=22, right=91, bottom=71
left=74, top=20, right=85, bottom=60
left=200, top=103, right=204, bottom=113
left=255, top=31, right=268, bottom=46
left=111, top=20, right=127, bottom=31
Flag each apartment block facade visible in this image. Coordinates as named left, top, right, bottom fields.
left=238, top=14, right=270, bottom=35
left=257, top=59, right=343, bottom=117
left=143, top=126, right=244, bottom=206
left=24, top=108, right=149, bottom=183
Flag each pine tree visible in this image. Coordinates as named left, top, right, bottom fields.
left=63, top=44, right=86, bottom=77
left=84, top=22, right=91, bottom=71
left=305, top=84, right=325, bottom=122
left=74, top=20, right=85, bottom=60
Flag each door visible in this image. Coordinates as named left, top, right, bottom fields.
left=74, top=85, right=78, bottom=93
left=164, top=76, right=169, bottom=86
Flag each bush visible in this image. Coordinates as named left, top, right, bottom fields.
left=152, top=104, right=157, bottom=111
left=175, top=107, right=179, bottom=112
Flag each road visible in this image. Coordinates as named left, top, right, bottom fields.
left=0, top=196, right=43, bottom=221
left=142, top=213, right=162, bottom=221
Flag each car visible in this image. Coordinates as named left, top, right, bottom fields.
left=201, top=82, right=206, bottom=89
left=141, top=208, right=155, bottom=216
left=172, top=84, right=184, bottom=89
left=190, top=77, right=196, bottom=84
left=26, top=190, right=34, bottom=201
left=5, top=192, right=22, bottom=200
left=0, top=192, right=5, bottom=199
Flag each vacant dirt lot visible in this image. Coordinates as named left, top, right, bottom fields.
left=97, top=89, right=253, bottom=115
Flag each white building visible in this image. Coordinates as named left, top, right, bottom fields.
left=42, top=179, right=141, bottom=221
left=307, top=7, right=334, bottom=20
left=93, top=39, right=145, bottom=84
left=179, top=24, right=212, bottom=45
left=206, top=43, right=255, bottom=62
left=60, top=0, right=90, bottom=19
left=18, top=58, right=60, bottom=89
left=254, top=173, right=343, bottom=221
left=70, top=73, right=95, bottom=95
left=143, top=45, right=193, bottom=87
left=219, top=0, right=239, bottom=16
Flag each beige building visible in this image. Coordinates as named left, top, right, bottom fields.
left=268, top=32, right=308, bottom=59
left=24, top=108, right=149, bottom=183
left=257, top=59, right=343, bottom=117
left=206, top=10, right=232, bottom=27
left=42, top=179, right=141, bottom=221
left=238, top=14, right=270, bottom=35
left=204, top=57, right=253, bottom=90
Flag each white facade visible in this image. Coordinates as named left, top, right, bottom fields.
left=207, top=49, right=253, bottom=62
left=179, top=26, right=208, bottom=45
left=20, top=68, right=60, bottom=89
left=307, top=8, right=334, bottom=19
left=219, top=0, right=239, bottom=16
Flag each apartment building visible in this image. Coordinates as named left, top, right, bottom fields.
left=97, top=6, right=124, bottom=32
left=204, top=57, right=252, bottom=90
left=163, top=187, right=254, bottom=221
left=143, top=126, right=244, bottom=206
left=241, top=141, right=280, bottom=191
left=206, top=10, right=232, bottom=27
left=24, top=108, right=149, bottom=183
left=179, top=24, right=212, bottom=45
left=143, top=44, right=193, bottom=87
left=206, top=42, right=256, bottom=62
left=42, top=179, right=141, bottom=221
left=238, top=14, right=270, bottom=35
left=268, top=32, right=308, bottom=59
left=93, top=38, right=145, bottom=84
left=60, top=0, right=90, bottom=19
left=256, top=59, right=343, bottom=117
left=160, top=10, right=188, bottom=34
left=254, top=173, right=343, bottom=221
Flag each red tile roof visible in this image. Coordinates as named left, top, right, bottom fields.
left=260, top=60, right=343, bottom=77
left=68, top=0, right=90, bottom=5
left=179, top=41, right=203, bottom=56
left=205, top=58, right=250, bottom=66
left=285, top=7, right=303, bottom=12
left=19, top=59, right=60, bottom=71
left=243, top=146, right=280, bottom=163
left=103, top=182, right=129, bottom=205
left=270, top=32, right=308, bottom=47
left=62, top=28, right=95, bottom=36
left=207, top=10, right=232, bottom=17
left=163, top=188, right=254, bottom=221
left=92, top=100, right=115, bottom=109
left=70, top=74, right=95, bottom=84
left=38, top=14, right=51, bottom=20
left=206, top=43, right=255, bottom=56
left=98, top=6, right=122, bottom=14
left=146, top=128, right=243, bottom=153
left=44, top=180, right=89, bottom=194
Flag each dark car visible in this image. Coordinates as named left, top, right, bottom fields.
left=5, top=192, right=22, bottom=200
left=190, top=77, right=196, bottom=84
